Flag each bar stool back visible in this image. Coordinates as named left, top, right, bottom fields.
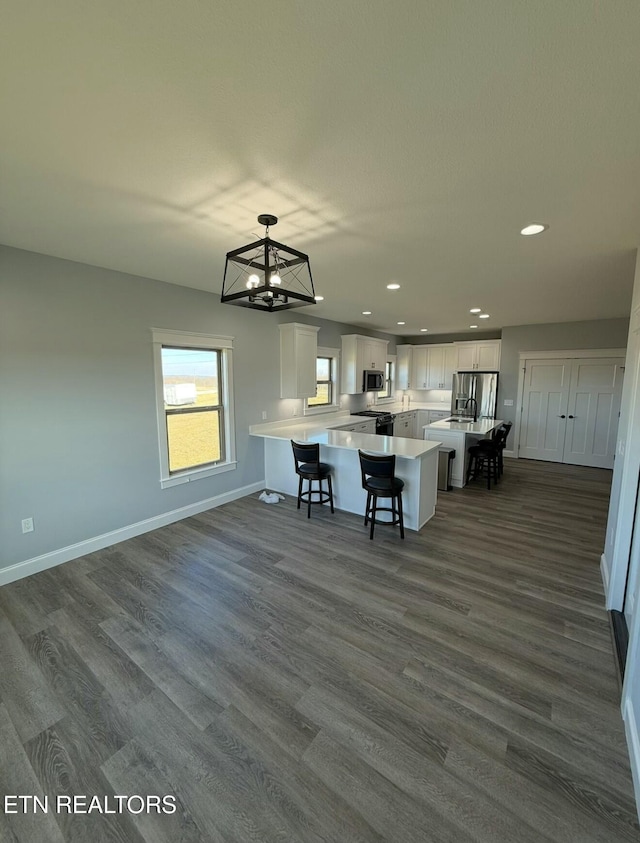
left=358, top=450, right=405, bottom=539
left=291, top=441, right=334, bottom=518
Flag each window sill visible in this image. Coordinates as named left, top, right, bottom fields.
left=161, top=460, right=237, bottom=489
left=304, top=404, right=340, bottom=417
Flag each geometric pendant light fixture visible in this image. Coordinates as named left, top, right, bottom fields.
left=220, top=214, right=317, bottom=311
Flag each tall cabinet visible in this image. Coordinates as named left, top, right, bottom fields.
left=279, top=323, right=319, bottom=398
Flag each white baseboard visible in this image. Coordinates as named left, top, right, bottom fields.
left=503, top=449, right=516, bottom=458
left=623, top=698, right=640, bottom=823
left=601, top=552, right=610, bottom=598
left=0, top=481, right=265, bottom=587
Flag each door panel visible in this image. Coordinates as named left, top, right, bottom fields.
left=563, top=359, right=624, bottom=468
left=519, top=361, right=570, bottom=461
left=520, top=356, right=624, bottom=468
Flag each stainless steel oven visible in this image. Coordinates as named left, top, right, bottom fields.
left=353, top=410, right=395, bottom=436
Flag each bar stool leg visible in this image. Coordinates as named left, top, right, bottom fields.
left=327, top=474, right=335, bottom=513
left=397, top=492, right=405, bottom=539
left=307, top=479, right=312, bottom=518
left=297, top=476, right=303, bottom=509
left=370, top=495, right=377, bottom=539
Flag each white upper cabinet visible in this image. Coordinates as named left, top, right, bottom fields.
left=341, top=334, right=389, bottom=393
left=411, top=344, right=456, bottom=389
left=454, top=340, right=501, bottom=371
left=396, top=345, right=413, bottom=390
left=411, top=346, right=429, bottom=389
left=279, top=322, right=319, bottom=398
left=426, top=345, right=457, bottom=389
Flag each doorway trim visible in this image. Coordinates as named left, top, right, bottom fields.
left=512, top=348, right=626, bottom=460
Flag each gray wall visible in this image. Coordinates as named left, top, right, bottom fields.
left=498, top=318, right=630, bottom=423
left=0, top=246, right=396, bottom=569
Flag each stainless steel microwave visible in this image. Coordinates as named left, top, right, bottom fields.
left=363, top=370, right=384, bottom=391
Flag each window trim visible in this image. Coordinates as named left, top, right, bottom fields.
left=304, top=346, right=341, bottom=415
left=152, top=328, right=236, bottom=488
left=376, top=356, right=396, bottom=404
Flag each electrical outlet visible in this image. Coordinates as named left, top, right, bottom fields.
left=22, top=517, right=34, bottom=534
left=261, top=410, right=268, bottom=420
left=504, top=399, right=514, bottom=406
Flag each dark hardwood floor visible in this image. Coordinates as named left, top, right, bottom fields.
left=1, top=458, right=638, bottom=842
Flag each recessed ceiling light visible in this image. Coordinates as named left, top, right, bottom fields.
left=397, top=321, right=406, bottom=325
left=520, top=223, right=548, bottom=236
left=479, top=313, right=490, bottom=319
left=470, top=324, right=478, bottom=328
left=314, top=295, right=324, bottom=301
left=469, top=308, right=481, bottom=314
left=420, top=328, right=428, bottom=332
left=362, top=310, right=372, bottom=315
left=386, top=283, right=400, bottom=290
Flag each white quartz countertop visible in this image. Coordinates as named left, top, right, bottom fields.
left=425, top=418, right=504, bottom=435
left=380, top=402, right=452, bottom=413
left=250, top=415, right=441, bottom=459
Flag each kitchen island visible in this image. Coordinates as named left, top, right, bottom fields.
left=423, top=418, right=504, bottom=488
left=251, top=416, right=441, bottom=531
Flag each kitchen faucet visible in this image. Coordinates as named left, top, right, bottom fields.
left=464, top=397, right=478, bottom=422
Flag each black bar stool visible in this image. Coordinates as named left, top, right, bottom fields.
left=466, top=440, right=500, bottom=489
left=474, top=421, right=513, bottom=477
left=291, top=441, right=334, bottom=518
left=358, top=450, right=405, bottom=539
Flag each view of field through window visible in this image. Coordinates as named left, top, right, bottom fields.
left=307, top=356, right=331, bottom=406
left=162, top=347, right=222, bottom=472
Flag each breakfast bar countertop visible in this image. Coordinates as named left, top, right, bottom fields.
left=251, top=413, right=442, bottom=531
left=425, top=418, right=504, bottom=435
left=250, top=417, right=441, bottom=460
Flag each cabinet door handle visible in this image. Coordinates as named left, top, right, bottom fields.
left=568, top=415, right=575, bottom=419
left=558, top=414, right=566, bottom=418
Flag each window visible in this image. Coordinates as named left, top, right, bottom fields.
left=305, top=347, right=340, bottom=414
left=308, top=356, right=333, bottom=407
left=378, top=359, right=395, bottom=401
left=152, top=329, right=236, bottom=488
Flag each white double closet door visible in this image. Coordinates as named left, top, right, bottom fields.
left=519, top=357, right=624, bottom=468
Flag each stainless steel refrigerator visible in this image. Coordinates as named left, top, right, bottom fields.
left=451, top=371, right=499, bottom=419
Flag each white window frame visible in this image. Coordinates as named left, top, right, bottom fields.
left=304, top=346, right=341, bottom=415
left=376, top=355, right=396, bottom=404
left=152, top=328, right=237, bottom=488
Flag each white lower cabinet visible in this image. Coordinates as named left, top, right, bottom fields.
left=423, top=430, right=466, bottom=486
left=416, top=410, right=431, bottom=436
left=394, top=411, right=416, bottom=438
left=334, top=419, right=376, bottom=433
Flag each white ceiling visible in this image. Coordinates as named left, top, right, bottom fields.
left=2, top=1, right=640, bottom=336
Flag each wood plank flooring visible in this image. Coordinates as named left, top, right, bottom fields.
left=1, top=458, right=638, bottom=842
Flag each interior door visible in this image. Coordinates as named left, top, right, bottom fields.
left=562, top=358, right=624, bottom=469
left=520, top=356, right=624, bottom=467
left=519, top=359, right=571, bottom=461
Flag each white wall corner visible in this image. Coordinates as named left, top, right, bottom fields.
left=503, top=449, right=517, bottom=458
left=600, top=552, right=612, bottom=605
left=0, top=481, right=265, bottom=587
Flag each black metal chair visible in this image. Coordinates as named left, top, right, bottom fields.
left=291, top=441, right=334, bottom=518
left=358, top=450, right=405, bottom=539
